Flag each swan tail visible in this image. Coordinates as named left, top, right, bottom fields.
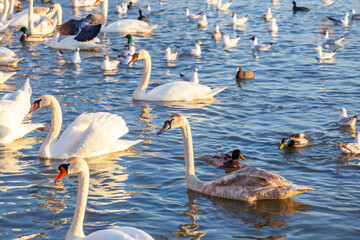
left=9, top=58, right=23, bottom=66
left=147, top=24, right=158, bottom=32
left=114, top=139, right=143, bottom=152
left=208, top=87, right=226, bottom=98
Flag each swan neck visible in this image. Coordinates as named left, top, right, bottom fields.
left=1, top=0, right=9, bottom=22
left=180, top=120, right=199, bottom=188
left=8, top=0, right=14, bottom=15
left=57, top=5, right=63, bottom=26
left=134, top=52, right=151, bottom=99
left=40, top=96, right=62, bottom=158
left=102, top=0, right=108, bottom=25
left=66, top=166, right=89, bottom=239
left=193, top=71, right=199, bottom=84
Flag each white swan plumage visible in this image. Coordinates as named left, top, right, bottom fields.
left=0, top=71, right=16, bottom=84
left=129, top=49, right=225, bottom=101
left=157, top=113, right=313, bottom=202
left=55, top=157, right=154, bottom=240
left=29, top=95, right=141, bottom=159
left=95, top=0, right=157, bottom=33
left=0, top=46, right=23, bottom=66
left=0, top=79, right=43, bottom=143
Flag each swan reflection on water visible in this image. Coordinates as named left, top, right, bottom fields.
left=175, top=189, right=310, bottom=239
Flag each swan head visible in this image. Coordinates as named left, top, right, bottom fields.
left=129, top=49, right=149, bottom=64
left=29, top=95, right=54, bottom=113
left=55, top=157, right=87, bottom=183
left=157, top=113, right=187, bottom=135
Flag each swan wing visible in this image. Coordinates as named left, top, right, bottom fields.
left=84, top=227, right=154, bottom=240
left=143, top=81, right=225, bottom=101
left=103, top=19, right=156, bottom=33
left=0, top=47, right=16, bottom=58
left=200, top=167, right=312, bottom=202
left=53, top=112, right=131, bottom=158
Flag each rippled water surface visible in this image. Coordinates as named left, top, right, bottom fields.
left=1, top=0, right=360, bottom=239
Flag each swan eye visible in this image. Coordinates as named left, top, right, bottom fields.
left=58, top=163, right=70, bottom=171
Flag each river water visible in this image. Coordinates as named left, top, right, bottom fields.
left=1, top=0, right=360, bottom=239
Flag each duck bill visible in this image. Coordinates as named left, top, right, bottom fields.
left=29, top=102, right=39, bottom=113
left=157, top=121, right=171, bottom=135
left=55, top=166, right=68, bottom=183
left=128, top=55, right=138, bottom=64
left=239, top=154, right=246, bottom=161
left=279, top=143, right=285, bottom=149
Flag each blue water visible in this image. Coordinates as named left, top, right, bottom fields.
left=1, top=0, right=360, bottom=239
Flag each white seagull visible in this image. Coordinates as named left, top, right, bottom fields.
left=338, top=132, right=360, bottom=154
left=179, top=68, right=199, bottom=84
left=185, top=8, right=203, bottom=20
left=322, top=0, right=335, bottom=9
left=198, top=13, right=208, bottom=28
left=101, top=55, right=119, bottom=71
left=164, top=47, right=178, bottom=61
left=327, top=13, right=349, bottom=27
left=217, top=0, right=232, bottom=11
left=232, top=12, right=248, bottom=25
left=268, top=18, right=278, bottom=32
left=314, top=45, right=336, bottom=59
left=222, top=34, right=240, bottom=48
left=336, top=107, right=357, bottom=126
left=177, top=40, right=203, bottom=57
left=250, top=36, right=274, bottom=51
left=59, top=48, right=81, bottom=64
left=322, top=30, right=347, bottom=45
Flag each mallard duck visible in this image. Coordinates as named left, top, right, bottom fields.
left=18, top=27, right=45, bottom=42
left=338, top=132, right=360, bottom=154
left=235, top=67, right=255, bottom=81
left=212, top=149, right=245, bottom=167
left=279, top=133, right=308, bottom=149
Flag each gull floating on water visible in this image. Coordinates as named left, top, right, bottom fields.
left=222, top=34, right=240, bottom=48
left=101, top=55, right=119, bottom=71
left=336, top=107, right=357, bottom=126
left=147, top=5, right=165, bottom=16
left=180, top=68, right=199, bottom=84
left=349, top=9, right=360, bottom=20
left=322, top=0, right=335, bottom=9
left=116, top=1, right=127, bottom=15
left=198, top=13, right=208, bottom=28
left=250, top=36, right=274, bottom=51
left=268, top=18, right=278, bottom=32
left=59, top=48, right=81, bottom=64
left=322, top=30, right=347, bottom=46
left=263, top=8, right=272, bottom=21
left=232, top=12, right=248, bottom=25
left=164, top=47, right=177, bottom=61
left=185, top=8, right=203, bottom=20
left=338, top=132, right=360, bottom=154
left=211, top=24, right=221, bottom=41
left=327, top=13, right=349, bottom=27
left=314, top=45, right=336, bottom=59
left=177, top=40, right=203, bottom=57
left=217, top=0, right=232, bottom=11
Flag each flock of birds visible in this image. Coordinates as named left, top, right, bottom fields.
left=0, top=0, right=359, bottom=239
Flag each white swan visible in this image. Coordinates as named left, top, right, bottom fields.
left=47, top=3, right=101, bottom=51
left=27, top=0, right=56, bottom=35
left=157, top=113, right=313, bottom=202
left=0, top=46, right=23, bottom=66
left=0, top=0, right=16, bottom=32
left=129, top=49, right=225, bottom=101
left=0, top=71, right=16, bottom=84
left=55, top=157, right=154, bottom=240
left=0, top=79, right=43, bottom=144
left=95, top=0, right=158, bottom=33
left=71, top=0, right=100, bottom=7
left=29, top=95, right=141, bottom=159
left=9, top=0, right=53, bottom=27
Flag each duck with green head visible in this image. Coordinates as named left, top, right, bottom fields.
left=18, top=26, right=28, bottom=42
left=279, top=133, right=308, bottom=149
left=212, top=149, right=246, bottom=167
left=121, top=34, right=133, bottom=49
left=18, top=26, right=44, bottom=42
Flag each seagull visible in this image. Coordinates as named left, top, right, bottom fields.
left=232, top=13, right=248, bottom=25
left=179, top=68, right=199, bottom=84
left=56, top=14, right=105, bottom=42
left=147, top=5, right=165, bottom=15
left=336, top=107, right=357, bottom=126
left=263, top=8, right=272, bottom=21
left=198, top=13, right=208, bottom=28
left=217, top=0, right=232, bottom=11
left=58, top=48, right=81, bottom=64
left=101, top=55, right=120, bottom=71
left=164, top=47, right=178, bottom=61
left=327, top=13, right=349, bottom=27
left=322, top=0, right=335, bottom=9
left=268, top=18, right=278, bottom=32
left=292, top=1, right=310, bottom=12
left=338, top=132, right=360, bottom=154
left=349, top=9, right=360, bottom=20
left=222, top=34, right=240, bottom=48
left=185, top=8, right=203, bottom=20
left=177, top=40, right=203, bottom=57
left=322, top=30, right=347, bottom=45
left=116, top=1, right=128, bottom=14
left=250, top=36, right=274, bottom=51
left=211, top=25, right=221, bottom=41
left=314, top=45, right=336, bottom=59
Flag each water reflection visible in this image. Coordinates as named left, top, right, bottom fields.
left=186, top=189, right=310, bottom=238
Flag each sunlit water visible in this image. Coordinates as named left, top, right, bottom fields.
left=1, top=0, right=360, bottom=239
